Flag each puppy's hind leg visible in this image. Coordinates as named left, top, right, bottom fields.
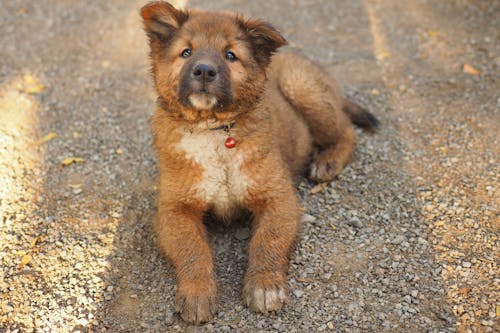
left=309, top=126, right=356, bottom=182
left=271, top=53, right=356, bottom=182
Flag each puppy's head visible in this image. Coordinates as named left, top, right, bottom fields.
left=141, top=1, right=287, bottom=121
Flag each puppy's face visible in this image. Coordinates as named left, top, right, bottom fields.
left=141, top=2, right=287, bottom=121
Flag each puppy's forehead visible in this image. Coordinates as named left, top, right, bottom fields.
left=181, top=12, right=244, bottom=46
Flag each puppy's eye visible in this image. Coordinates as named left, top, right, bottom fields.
left=225, top=51, right=237, bottom=62
left=181, top=49, right=192, bottom=58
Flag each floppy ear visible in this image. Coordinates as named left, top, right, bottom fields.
left=237, top=17, right=287, bottom=66
left=140, top=1, right=189, bottom=43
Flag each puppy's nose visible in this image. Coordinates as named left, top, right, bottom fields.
left=192, top=64, right=217, bottom=83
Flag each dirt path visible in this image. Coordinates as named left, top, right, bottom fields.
left=1, top=1, right=497, bottom=332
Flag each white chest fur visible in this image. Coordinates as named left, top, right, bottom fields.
left=176, top=127, right=250, bottom=218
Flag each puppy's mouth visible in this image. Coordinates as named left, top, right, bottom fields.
left=188, top=93, right=218, bottom=110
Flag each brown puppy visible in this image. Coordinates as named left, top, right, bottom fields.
left=140, top=1, right=378, bottom=324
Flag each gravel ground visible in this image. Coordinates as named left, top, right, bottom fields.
left=1, top=0, right=498, bottom=332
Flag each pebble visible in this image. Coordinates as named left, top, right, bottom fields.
left=234, top=227, right=250, bottom=240
left=301, top=214, right=316, bottom=223
left=165, top=311, right=174, bottom=325
left=347, top=217, right=363, bottom=228
left=391, top=235, right=406, bottom=245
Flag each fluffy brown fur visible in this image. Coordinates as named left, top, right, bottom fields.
left=141, top=1, right=378, bottom=324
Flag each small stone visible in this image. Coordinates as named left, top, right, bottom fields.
left=301, top=214, right=316, bottom=223
left=391, top=235, right=405, bottom=245
left=272, top=323, right=282, bottom=331
left=78, top=318, right=88, bottom=327
left=347, top=217, right=363, bottom=228
left=293, top=289, right=304, bottom=298
left=321, top=273, right=332, bottom=281
left=481, top=320, right=494, bottom=326
left=234, top=227, right=250, bottom=241
left=165, top=312, right=173, bottom=325
left=462, top=261, right=471, bottom=268
left=417, top=237, right=428, bottom=245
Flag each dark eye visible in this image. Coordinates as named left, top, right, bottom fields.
left=225, top=51, right=237, bottom=62
left=181, top=48, right=192, bottom=58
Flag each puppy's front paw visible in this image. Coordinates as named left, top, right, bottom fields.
left=175, top=280, right=218, bottom=324
left=243, top=273, right=288, bottom=313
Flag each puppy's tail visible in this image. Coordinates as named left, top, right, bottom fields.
left=342, top=99, right=380, bottom=132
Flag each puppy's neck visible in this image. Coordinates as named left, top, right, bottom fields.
left=180, top=118, right=235, bottom=134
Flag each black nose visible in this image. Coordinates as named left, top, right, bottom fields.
left=192, top=64, right=217, bottom=83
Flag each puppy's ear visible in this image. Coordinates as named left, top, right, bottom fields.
left=141, top=1, right=189, bottom=43
left=237, top=17, right=287, bottom=66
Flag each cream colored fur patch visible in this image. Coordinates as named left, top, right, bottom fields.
left=188, top=93, right=217, bottom=110
left=176, top=126, right=250, bottom=218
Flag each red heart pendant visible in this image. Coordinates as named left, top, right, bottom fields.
left=225, top=136, right=236, bottom=149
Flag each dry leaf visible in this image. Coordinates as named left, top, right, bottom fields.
left=23, top=74, right=37, bottom=85
left=26, top=85, right=46, bottom=94
left=463, top=64, right=481, bottom=75
left=29, top=237, right=39, bottom=249
left=428, top=30, right=439, bottom=37
left=434, top=221, right=445, bottom=227
left=311, top=182, right=328, bottom=194
left=458, top=287, right=471, bottom=296
left=23, top=74, right=46, bottom=94
left=20, top=254, right=33, bottom=267
left=61, top=157, right=85, bottom=166
left=36, top=132, right=57, bottom=145
left=376, top=51, right=391, bottom=60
